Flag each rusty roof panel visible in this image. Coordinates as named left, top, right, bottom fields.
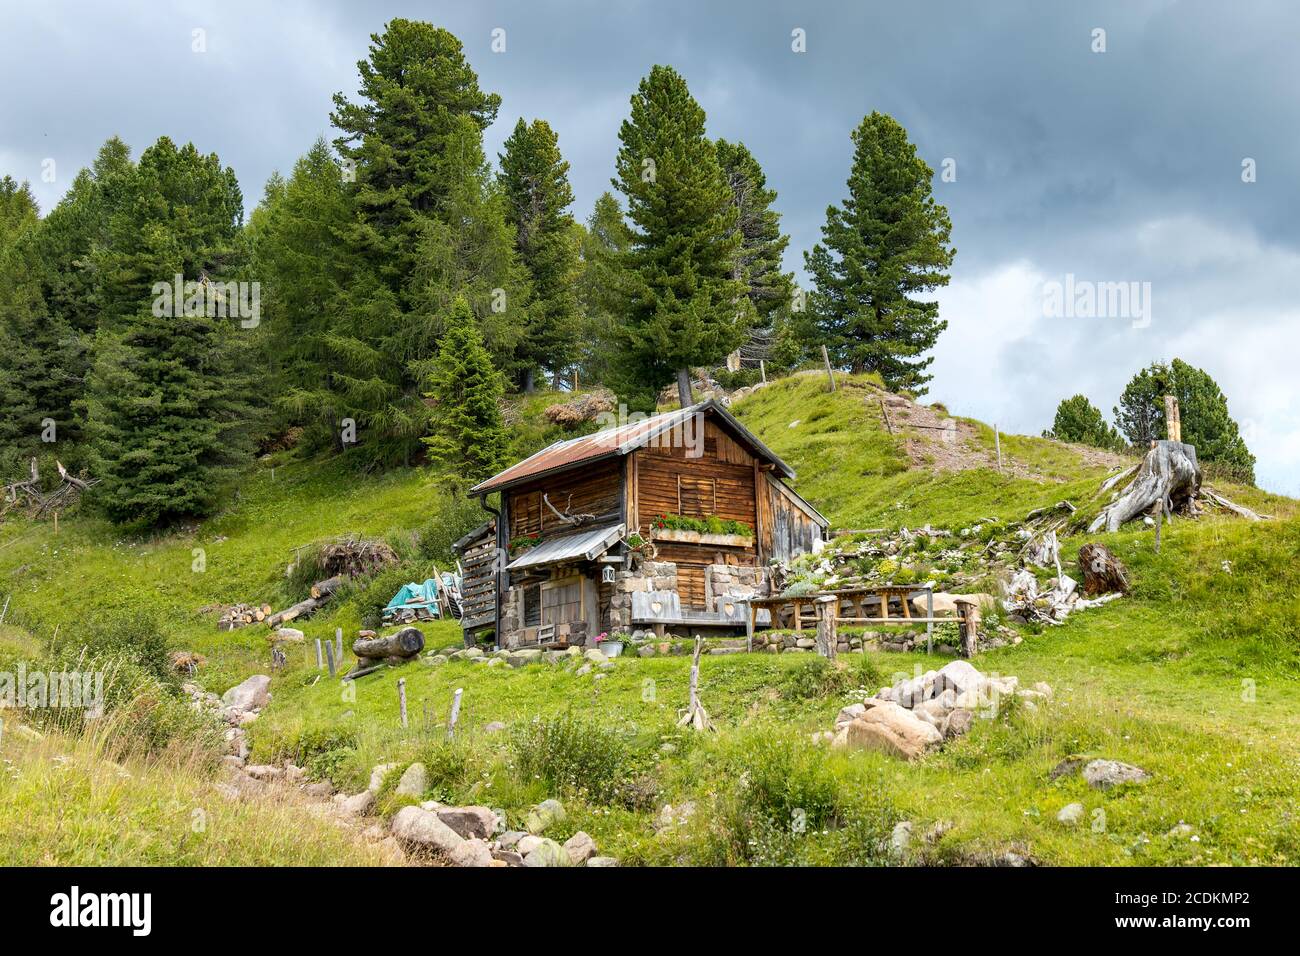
left=470, top=399, right=794, bottom=495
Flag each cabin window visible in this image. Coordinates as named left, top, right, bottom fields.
left=523, top=583, right=541, bottom=627
left=541, top=575, right=584, bottom=626
left=677, top=475, right=717, bottom=516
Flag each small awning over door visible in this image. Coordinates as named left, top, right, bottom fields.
left=505, top=522, right=625, bottom=572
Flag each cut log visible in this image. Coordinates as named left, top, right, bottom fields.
left=310, top=576, right=345, bottom=599
left=1078, top=543, right=1130, bottom=595
left=265, top=597, right=320, bottom=628
left=353, top=627, right=425, bottom=660
left=1088, top=441, right=1201, bottom=533
left=676, top=636, right=716, bottom=732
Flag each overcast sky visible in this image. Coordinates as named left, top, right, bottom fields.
left=3, top=0, right=1297, bottom=493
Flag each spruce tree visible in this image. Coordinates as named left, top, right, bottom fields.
left=81, top=137, right=256, bottom=525
left=613, top=65, right=745, bottom=408
left=805, top=112, right=954, bottom=393
left=715, top=140, right=793, bottom=324
left=421, top=297, right=506, bottom=481
left=1044, top=394, right=1122, bottom=450
left=499, top=118, right=581, bottom=390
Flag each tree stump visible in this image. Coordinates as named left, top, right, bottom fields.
left=1088, top=441, right=1201, bottom=533
left=1078, top=543, right=1130, bottom=595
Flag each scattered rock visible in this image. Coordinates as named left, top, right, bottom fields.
left=369, top=763, right=398, bottom=793
left=492, top=849, right=525, bottom=866
left=891, top=821, right=913, bottom=855
left=395, top=762, right=427, bottom=797
left=523, top=838, right=569, bottom=867
left=843, top=703, right=943, bottom=760
left=516, top=835, right=545, bottom=856
left=484, top=721, right=507, bottom=734
left=586, top=856, right=619, bottom=867
left=497, top=830, right=527, bottom=850
left=449, top=838, right=495, bottom=867
left=222, top=674, right=271, bottom=711
left=390, top=805, right=464, bottom=858
left=338, top=790, right=376, bottom=818
left=1057, top=802, right=1085, bottom=826
left=1083, top=759, right=1150, bottom=790
left=563, top=831, right=598, bottom=865
left=272, top=627, right=305, bottom=643
left=437, top=806, right=497, bottom=840
left=526, top=798, right=566, bottom=834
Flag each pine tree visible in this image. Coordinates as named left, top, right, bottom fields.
left=613, top=65, right=746, bottom=408
left=1115, top=359, right=1255, bottom=482
left=499, top=118, right=581, bottom=390
left=81, top=137, right=256, bottom=525
left=328, top=20, right=526, bottom=466
left=805, top=112, right=954, bottom=393
left=422, top=297, right=506, bottom=481
left=1044, top=394, right=1122, bottom=450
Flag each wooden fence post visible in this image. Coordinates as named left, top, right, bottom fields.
left=398, top=678, right=408, bottom=728
left=815, top=595, right=838, bottom=660
left=820, top=345, right=837, bottom=392
left=324, top=639, right=335, bottom=677
left=995, top=425, right=1003, bottom=473
left=335, top=628, right=343, bottom=663
left=745, top=600, right=754, bottom=653
left=447, top=688, right=463, bottom=740
left=314, top=638, right=323, bottom=670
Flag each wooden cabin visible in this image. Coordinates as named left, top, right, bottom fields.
left=455, top=400, right=828, bottom=648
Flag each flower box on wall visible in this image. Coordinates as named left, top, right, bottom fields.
left=652, top=528, right=754, bottom=548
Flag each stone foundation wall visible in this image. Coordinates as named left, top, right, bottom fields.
left=607, top=561, right=678, bottom=631
left=705, top=564, right=768, bottom=614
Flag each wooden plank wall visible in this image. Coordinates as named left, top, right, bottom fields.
left=634, top=419, right=757, bottom=531
left=507, top=458, right=623, bottom=541
left=455, top=521, right=497, bottom=633
left=764, top=475, right=825, bottom=562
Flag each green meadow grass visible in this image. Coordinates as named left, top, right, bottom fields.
left=1, top=373, right=1297, bottom=865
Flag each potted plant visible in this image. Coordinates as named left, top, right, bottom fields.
left=596, top=631, right=624, bottom=657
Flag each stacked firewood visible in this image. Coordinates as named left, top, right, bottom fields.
left=218, top=603, right=274, bottom=630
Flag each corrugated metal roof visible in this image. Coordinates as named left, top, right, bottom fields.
left=505, top=522, right=625, bottom=571
left=470, top=399, right=794, bottom=495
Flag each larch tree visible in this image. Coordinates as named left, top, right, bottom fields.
left=613, top=65, right=746, bottom=410
left=805, top=111, right=954, bottom=394
left=575, top=191, right=632, bottom=387
left=499, top=118, right=581, bottom=391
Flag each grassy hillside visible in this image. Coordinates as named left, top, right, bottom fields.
left=2, top=374, right=1298, bottom=866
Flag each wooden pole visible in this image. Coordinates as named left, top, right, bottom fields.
left=745, top=601, right=754, bottom=653
left=1164, top=395, right=1182, bottom=442
left=0, top=594, right=9, bottom=627
left=324, top=639, right=336, bottom=677
left=759, top=360, right=767, bottom=384
left=315, top=638, right=323, bottom=669
left=398, top=678, right=408, bottom=728
left=879, top=397, right=894, bottom=434
left=447, top=688, right=463, bottom=740
left=820, top=345, right=837, bottom=392
left=925, top=587, right=934, bottom=655
left=994, top=425, right=1003, bottom=473
left=335, top=628, right=343, bottom=663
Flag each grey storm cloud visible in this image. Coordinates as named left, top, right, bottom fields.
left=3, top=0, right=1298, bottom=492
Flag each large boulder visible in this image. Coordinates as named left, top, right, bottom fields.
left=936, top=660, right=987, bottom=696
left=437, top=806, right=498, bottom=840
left=222, top=675, right=271, bottom=712
left=338, top=790, right=376, bottom=818
left=390, top=806, right=464, bottom=857
left=369, top=763, right=398, bottom=793
left=506, top=648, right=543, bottom=668
left=843, top=703, right=943, bottom=760
left=1083, top=759, right=1150, bottom=790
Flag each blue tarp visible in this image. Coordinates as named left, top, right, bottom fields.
left=382, top=573, right=460, bottom=619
